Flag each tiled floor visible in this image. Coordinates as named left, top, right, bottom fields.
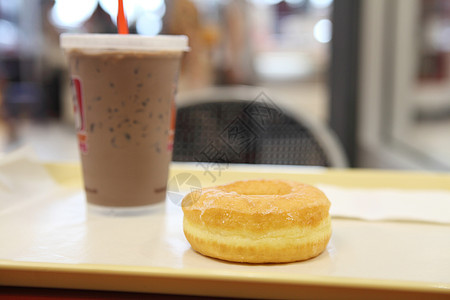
left=0, top=120, right=79, bottom=162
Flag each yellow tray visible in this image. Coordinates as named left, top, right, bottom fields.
left=1, top=162, right=449, bottom=299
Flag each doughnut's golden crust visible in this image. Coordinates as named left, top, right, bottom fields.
left=181, top=180, right=332, bottom=263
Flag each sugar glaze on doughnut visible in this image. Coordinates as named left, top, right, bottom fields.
left=182, top=179, right=332, bottom=263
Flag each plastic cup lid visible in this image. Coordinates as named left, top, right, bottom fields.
left=60, top=34, right=189, bottom=52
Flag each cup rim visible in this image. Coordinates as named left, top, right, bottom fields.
left=60, top=34, right=189, bottom=52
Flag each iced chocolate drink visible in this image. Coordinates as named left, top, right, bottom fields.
left=61, top=34, right=188, bottom=213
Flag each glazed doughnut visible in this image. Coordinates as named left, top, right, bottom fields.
left=181, top=179, right=331, bottom=263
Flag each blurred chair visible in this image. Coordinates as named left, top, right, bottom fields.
left=173, top=86, right=348, bottom=167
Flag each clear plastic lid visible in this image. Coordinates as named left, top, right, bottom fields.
left=60, top=34, right=189, bottom=52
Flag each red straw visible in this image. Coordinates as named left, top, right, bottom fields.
left=117, top=0, right=129, bottom=34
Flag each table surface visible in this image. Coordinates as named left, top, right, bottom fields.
left=1, top=162, right=450, bottom=299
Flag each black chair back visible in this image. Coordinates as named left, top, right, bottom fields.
left=173, top=100, right=333, bottom=166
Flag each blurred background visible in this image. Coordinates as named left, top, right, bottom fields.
left=0, top=0, right=449, bottom=170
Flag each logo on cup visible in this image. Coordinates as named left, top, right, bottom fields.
left=167, top=100, right=176, bottom=152
left=71, top=77, right=88, bottom=154
left=167, top=173, right=202, bottom=207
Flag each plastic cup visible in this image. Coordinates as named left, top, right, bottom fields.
left=60, top=34, right=188, bottom=215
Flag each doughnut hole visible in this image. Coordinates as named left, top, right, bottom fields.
left=222, top=180, right=292, bottom=196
